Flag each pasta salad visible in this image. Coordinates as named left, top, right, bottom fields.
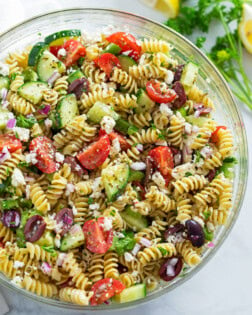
left=0, top=29, right=235, bottom=306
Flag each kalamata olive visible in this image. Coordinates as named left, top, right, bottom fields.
left=59, top=277, right=74, bottom=288
left=55, top=208, right=74, bottom=236
left=164, top=224, right=184, bottom=241
left=159, top=257, right=183, bottom=281
left=64, top=156, right=87, bottom=177
left=68, top=78, right=89, bottom=100
left=118, top=263, right=128, bottom=274
left=173, top=65, right=184, bottom=82
left=2, top=210, right=20, bottom=228
left=185, top=219, right=205, bottom=247
left=172, top=81, right=187, bottom=109
left=24, top=215, right=46, bottom=242
left=144, top=156, right=153, bottom=187
left=207, top=169, right=216, bottom=182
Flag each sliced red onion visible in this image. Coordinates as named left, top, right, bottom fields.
left=47, top=71, right=61, bottom=85
left=131, top=243, right=141, bottom=255
left=207, top=242, right=215, bottom=248
left=0, top=152, right=10, bottom=164
left=38, top=104, right=51, bottom=115
left=1, top=88, right=8, bottom=101
left=57, top=253, right=67, bottom=266
left=6, top=118, right=16, bottom=129
left=41, top=262, right=52, bottom=274
left=136, top=144, right=143, bottom=152
left=194, top=104, right=212, bottom=117
left=139, top=237, right=152, bottom=247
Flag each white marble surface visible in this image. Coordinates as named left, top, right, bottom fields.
left=0, top=1, right=251, bottom=314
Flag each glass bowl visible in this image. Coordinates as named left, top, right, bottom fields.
left=0, top=8, right=248, bottom=311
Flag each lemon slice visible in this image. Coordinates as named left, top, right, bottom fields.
left=239, top=3, right=252, bottom=54
left=141, top=0, right=180, bottom=18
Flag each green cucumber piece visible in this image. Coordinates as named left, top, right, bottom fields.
left=67, top=70, right=84, bottom=84
left=18, top=81, right=48, bottom=104
left=22, top=68, right=38, bottom=82
left=0, top=76, right=10, bottom=89
left=0, top=109, right=12, bottom=129
left=218, top=156, right=237, bottom=179
left=103, top=43, right=122, bottom=55
left=136, top=88, right=155, bottom=113
left=113, top=284, right=147, bottom=303
left=186, top=115, right=209, bottom=127
left=128, top=170, right=144, bottom=182
left=87, top=101, right=119, bottom=124
left=118, top=55, right=137, bottom=72
left=176, top=106, right=187, bottom=117
left=45, top=29, right=81, bottom=46
left=37, top=51, right=66, bottom=82
left=120, top=206, right=148, bottom=232
left=203, top=227, right=214, bottom=241
left=55, top=94, right=78, bottom=128
left=181, top=62, right=199, bottom=89
left=60, top=224, right=85, bottom=251
left=35, top=230, right=55, bottom=247
left=28, top=42, right=48, bottom=66
left=102, top=162, right=129, bottom=202
left=115, top=118, right=138, bottom=135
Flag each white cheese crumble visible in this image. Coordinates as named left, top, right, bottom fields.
left=55, top=152, right=64, bottom=163
left=0, top=146, right=11, bottom=162
left=57, top=48, right=67, bottom=57
left=65, top=183, right=75, bottom=196
left=100, top=116, right=115, bottom=134
left=13, top=261, right=25, bottom=269
left=184, top=122, right=193, bottom=135
left=172, top=163, right=195, bottom=180
left=0, top=62, right=9, bottom=76
left=200, top=146, right=213, bottom=159
left=152, top=171, right=166, bottom=188
left=11, top=168, right=25, bottom=187
left=124, top=252, right=134, bottom=262
left=89, top=203, right=100, bottom=211
left=110, top=138, right=121, bottom=157
left=90, top=177, right=103, bottom=198
left=25, top=152, right=38, bottom=165
left=44, top=118, right=53, bottom=129
left=13, top=127, right=30, bottom=142
left=130, top=162, right=146, bottom=171
left=193, top=216, right=205, bottom=228
left=54, top=234, right=61, bottom=248
left=10, top=276, right=23, bottom=288
left=102, top=217, right=113, bottom=231
left=164, top=70, right=174, bottom=85
left=160, top=103, right=173, bottom=116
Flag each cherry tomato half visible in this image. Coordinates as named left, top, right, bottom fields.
left=90, top=278, right=125, bottom=305
left=83, top=217, right=113, bottom=254
left=63, top=39, right=86, bottom=67
left=146, top=80, right=177, bottom=104
left=108, top=132, right=131, bottom=151
left=0, top=135, right=22, bottom=153
left=106, top=32, right=141, bottom=61
left=49, top=45, right=63, bottom=57
left=94, top=53, right=121, bottom=77
left=211, top=126, right=227, bottom=143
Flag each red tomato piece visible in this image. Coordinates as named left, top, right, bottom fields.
left=108, top=132, right=131, bottom=151
left=90, top=278, right=125, bottom=305
left=94, top=53, right=121, bottom=77
left=0, top=135, right=22, bottom=153
left=146, top=80, right=177, bottom=104
left=29, top=136, right=57, bottom=174
left=49, top=45, right=63, bottom=57
left=211, top=126, right=227, bottom=143
left=148, top=146, right=174, bottom=184
left=83, top=217, right=113, bottom=254
left=63, top=39, right=86, bottom=67
left=77, top=135, right=110, bottom=170
left=106, top=32, right=141, bottom=61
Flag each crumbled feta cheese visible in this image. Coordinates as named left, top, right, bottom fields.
left=110, top=138, right=121, bottom=156
left=122, top=50, right=133, bottom=56
left=164, top=70, right=174, bottom=85
left=0, top=62, right=9, bottom=76
left=207, top=222, right=215, bottom=232
left=25, top=152, right=38, bottom=165
left=172, top=163, right=195, bottom=180
left=152, top=171, right=166, bottom=188
left=155, top=140, right=167, bottom=146
left=124, top=252, right=134, bottom=262
left=65, top=183, right=75, bottom=196
left=90, top=177, right=103, bottom=198
left=13, top=261, right=25, bottom=269
left=57, top=48, right=67, bottom=57
left=89, top=203, right=100, bottom=211
left=100, top=116, right=115, bottom=134
left=160, top=103, right=173, bottom=116
left=55, top=152, right=64, bottom=163
left=11, top=168, right=25, bottom=187
left=0, top=146, right=11, bottom=162
left=200, top=146, right=213, bottom=159
left=92, top=210, right=100, bottom=218
left=44, top=118, right=53, bottom=129
left=54, top=234, right=61, bottom=248
left=13, top=127, right=30, bottom=142
left=102, top=217, right=113, bottom=231
left=184, top=122, right=192, bottom=135
left=11, top=276, right=23, bottom=287
left=135, top=144, right=143, bottom=152
left=114, top=232, right=125, bottom=239
left=56, top=253, right=67, bottom=266
left=130, top=162, right=146, bottom=171
left=131, top=271, right=139, bottom=278
left=131, top=243, right=141, bottom=256
left=192, top=125, right=200, bottom=133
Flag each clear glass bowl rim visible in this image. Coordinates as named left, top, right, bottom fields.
left=0, top=7, right=248, bottom=312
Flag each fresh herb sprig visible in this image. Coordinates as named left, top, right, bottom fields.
left=165, top=0, right=252, bottom=109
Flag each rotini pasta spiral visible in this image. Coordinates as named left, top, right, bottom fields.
left=129, top=64, right=166, bottom=80
left=167, top=114, right=185, bottom=148
left=141, top=38, right=171, bottom=53
left=53, top=76, right=69, bottom=95
left=0, top=149, right=23, bottom=183
left=88, top=254, right=104, bottom=283
left=128, top=112, right=152, bottom=128
left=82, top=61, right=106, bottom=83
left=30, top=182, right=51, bottom=213
left=80, top=88, right=114, bottom=109
left=146, top=186, right=176, bottom=212
left=137, top=243, right=176, bottom=266
left=176, top=241, right=201, bottom=266
left=110, top=68, right=138, bottom=93
left=104, top=251, right=120, bottom=279
left=172, top=175, right=208, bottom=195
left=8, top=92, right=35, bottom=115
left=22, top=276, right=58, bottom=297
left=59, top=287, right=93, bottom=305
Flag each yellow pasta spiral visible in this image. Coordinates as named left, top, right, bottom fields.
left=53, top=76, right=69, bottom=95
left=176, top=241, right=201, bottom=266
left=59, top=287, right=93, bottom=305
left=132, top=200, right=152, bottom=216
left=80, top=88, right=114, bottom=109
left=0, top=222, right=15, bottom=243
left=129, top=64, right=166, bottom=79
left=8, top=92, right=35, bottom=115
left=141, top=38, right=171, bottom=53
left=10, top=75, right=24, bottom=92
left=110, top=68, right=138, bottom=93
left=0, top=149, right=23, bottom=183
left=152, top=52, right=175, bottom=68
left=191, top=120, right=216, bottom=150
left=173, top=175, right=208, bottom=195
left=135, top=219, right=168, bottom=242
left=128, top=128, right=161, bottom=145
left=30, top=183, right=50, bottom=213
left=26, top=242, right=57, bottom=263
left=186, top=85, right=215, bottom=110
left=203, top=151, right=222, bottom=170
left=104, top=251, right=120, bottom=279
left=128, top=112, right=152, bottom=128
left=137, top=243, right=176, bottom=266
left=208, top=209, right=228, bottom=225
left=42, top=88, right=59, bottom=107
left=88, top=253, right=104, bottom=283
left=219, top=180, right=232, bottom=211
left=176, top=198, right=192, bottom=223
left=167, top=114, right=184, bottom=148
left=153, top=110, right=169, bottom=129
left=0, top=254, right=18, bottom=279
left=113, top=94, right=137, bottom=112
left=46, top=173, right=67, bottom=207
left=146, top=186, right=176, bottom=212
left=75, top=180, right=94, bottom=195
left=119, top=272, right=142, bottom=288
left=86, top=44, right=101, bottom=61
left=217, top=128, right=233, bottom=159
left=103, top=206, right=125, bottom=230
left=31, top=123, right=43, bottom=137
left=82, top=61, right=106, bottom=83
left=22, top=275, right=58, bottom=298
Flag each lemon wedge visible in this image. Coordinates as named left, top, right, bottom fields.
left=239, top=3, right=252, bottom=54
left=141, top=0, right=180, bottom=18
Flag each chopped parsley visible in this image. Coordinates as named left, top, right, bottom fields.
left=110, top=230, right=136, bottom=256
left=185, top=172, right=193, bottom=177
left=16, top=115, right=36, bottom=129
left=88, top=197, right=94, bottom=205
left=158, top=247, right=168, bottom=256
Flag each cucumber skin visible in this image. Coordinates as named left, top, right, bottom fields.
left=22, top=68, right=38, bottom=82
left=55, top=94, right=78, bottom=129
left=120, top=207, right=148, bottom=231
left=113, top=284, right=147, bottom=303
left=37, top=51, right=66, bottom=82
left=87, top=102, right=119, bottom=124
left=103, top=43, right=122, bottom=55
left=115, top=118, right=138, bottom=135
left=135, top=89, right=155, bottom=114
left=67, top=70, right=84, bottom=84
left=0, top=76, right=10, bottom=89
left=18, top=81, right=48, bottom=105
left=118, top=55, right=137, bottom=72
left=60, top=225, right=85, bottom=251
left=44, top=29, right=81, bottom=45
left=28, top=42, right=47, bottom=66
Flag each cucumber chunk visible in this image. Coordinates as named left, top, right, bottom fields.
left=103, top=43, right=122, bottom=55
left=60, top=224, right=85, bottom=251
left=181, top=62, right=199, bottom=89
left=118, top=55, right=137, bottom=72
left=0, top=76, right=10, bottom=89
left=102, top=162, right=129, bottom=202
left=35, top=230, right=54, bottom=247
left=186, top=115, right=209, bottom=127
left=18, top=81, right=48, bottom=104
left=55, top=94, right=78, bottom=128
left=28, top=42, right=48, bottom=66
left=136, top=88, right=155, bottom=113
left=87, top=101, right=119, bottom=124
left=115, top=118, right=138, bottom=135
left=45, top=29, right=81, bottom=46
left=22, top=68, right=38, bottom=82
left=120, top=206, right=148, bottom=231
left=67, top=70, right=84, bottom=84
left=128, top=170, right=144, bottom=182
left=0, top=109, right=12, bottom=129
left=113, top=284, right=147, bottom=303
left=37, top=51, right=66, bottom=82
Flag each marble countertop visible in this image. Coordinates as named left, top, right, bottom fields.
left=0, top=1, right=252, bottom=314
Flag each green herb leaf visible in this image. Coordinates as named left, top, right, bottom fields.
left=185, top=172, right=193, bottom=177
left=158, top=246, right=168, bottom=256
left=16, top=115, right=36, bottom=129
left=110, top=230, right=136, bottom=256
left=88, top=197, right=94, bottom=205
left=41, top=245, right=57, bottom=257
